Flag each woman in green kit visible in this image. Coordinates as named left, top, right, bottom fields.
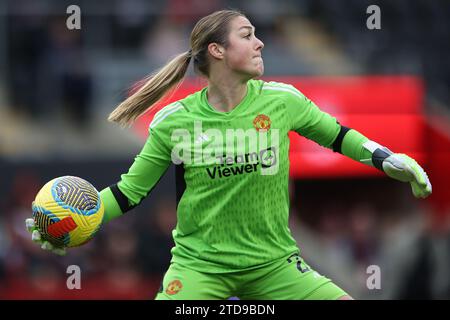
left=26, top=10, right=431, bottom=300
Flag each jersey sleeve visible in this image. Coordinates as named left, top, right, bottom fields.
left=100, top=125, right=172, bottom=222
left=117, top=126, right=172, bottom=204
left=285, top=84, right=340, bottom=149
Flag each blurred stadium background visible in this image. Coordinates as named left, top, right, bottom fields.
left=0, top=0, right=449, bottom=299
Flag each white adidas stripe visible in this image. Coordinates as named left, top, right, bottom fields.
left=150, top=103, right=184, bottom=129
left=263, top=82, right=302, bottom=93
left=262, top=85, right=304, bottom=99
left=152, top=102, right=181, bottom=124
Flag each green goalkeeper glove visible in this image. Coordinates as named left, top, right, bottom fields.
left=25, top=218, right=67, bottom=256
left=361, top=141, right=432, bottom=199
left=382, top=153, right=432, bottom=199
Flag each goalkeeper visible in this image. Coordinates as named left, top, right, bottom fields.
left=26, top=10, right=431, bottom=300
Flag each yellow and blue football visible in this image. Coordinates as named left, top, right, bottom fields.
left=32, top=176, right=104, bottom=248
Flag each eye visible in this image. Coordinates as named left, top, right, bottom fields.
left=244, top=33, right=252, bottom=39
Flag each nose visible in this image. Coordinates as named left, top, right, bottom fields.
left=255, top=37, right=264, bottom=51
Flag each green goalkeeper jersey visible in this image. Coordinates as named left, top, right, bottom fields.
left=102, top=80, right=342, bottom=273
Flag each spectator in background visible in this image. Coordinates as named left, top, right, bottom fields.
left=7, top=14, right=47, bottom=119
left=44, top=17, right=92, bottom=127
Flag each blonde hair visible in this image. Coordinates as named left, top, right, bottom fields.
left=108, top=9, right=244, bottom=127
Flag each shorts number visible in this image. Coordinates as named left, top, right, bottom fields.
left=287, top=253, right=310, bottom=273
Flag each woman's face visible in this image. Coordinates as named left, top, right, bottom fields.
left=222, top=16, right=265, bottom=79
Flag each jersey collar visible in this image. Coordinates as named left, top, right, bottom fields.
left=200, top=81, right=255, bottom=118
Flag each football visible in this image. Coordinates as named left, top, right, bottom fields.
left=31, top=176, right=104, bottom=248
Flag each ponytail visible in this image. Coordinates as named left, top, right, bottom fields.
left=108, top=50, right=192, bottom=127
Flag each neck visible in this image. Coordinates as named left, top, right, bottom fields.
left=206, top=73, right=248, bottom=113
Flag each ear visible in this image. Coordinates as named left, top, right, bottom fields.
left=207, top=43, right=225, bottom=60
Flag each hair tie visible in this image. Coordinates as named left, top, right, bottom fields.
left=187, top=49, right=193, bottom=57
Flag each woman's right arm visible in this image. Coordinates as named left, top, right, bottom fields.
left=100, top=126, right=172, bottom=223
left=24, top=126, right=172, bottom=255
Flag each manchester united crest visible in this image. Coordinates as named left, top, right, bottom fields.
left=166, top=279, right=183, bottom=295
left=253, top=114, right=271, bottom=132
